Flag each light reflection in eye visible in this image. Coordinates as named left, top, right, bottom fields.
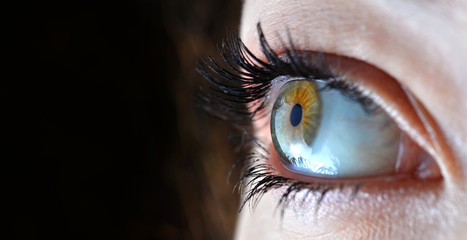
left=271, top=80, right=401, bottom=178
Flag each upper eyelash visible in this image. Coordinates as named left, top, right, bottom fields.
left=196, top=23, right=378, bottom=125
left=196, top=23, right=334, bottom=124
left=196, top=23, right=370, bottom=212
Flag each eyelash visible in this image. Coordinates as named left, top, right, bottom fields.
left=196, top=23, right=372, bottom=211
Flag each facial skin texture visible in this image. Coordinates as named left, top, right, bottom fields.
left=235, top=0, right=467, bottom=239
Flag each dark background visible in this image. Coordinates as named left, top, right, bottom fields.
left=6, top=0, right=242, bottom=239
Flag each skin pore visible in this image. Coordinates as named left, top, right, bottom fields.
left=235, top=0, right=467, bottom=239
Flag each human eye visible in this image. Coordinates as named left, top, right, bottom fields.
left=198, top=21, right=442, bottom=191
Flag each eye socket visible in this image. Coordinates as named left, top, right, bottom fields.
left=267, top=54, right=442, bottom=182
left=196, top=23, right=446, bottom=210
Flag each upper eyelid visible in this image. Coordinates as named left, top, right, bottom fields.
left=240, top=0, right=460, bottom=79
left=199, top=23, right=416, bottom=136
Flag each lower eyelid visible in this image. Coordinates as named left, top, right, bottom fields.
left=245, top=142, right=444, bottom=211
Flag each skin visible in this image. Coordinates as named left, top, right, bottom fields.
left=235, top=0, right=467, bottom=239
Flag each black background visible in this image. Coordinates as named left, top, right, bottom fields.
left=7, top=0, right=241, bottom=239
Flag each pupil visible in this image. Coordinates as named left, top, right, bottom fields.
left=290, top=104, right=303, bottom=127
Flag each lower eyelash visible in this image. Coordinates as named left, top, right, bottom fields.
left=233, top=134, right=362, bottom=215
